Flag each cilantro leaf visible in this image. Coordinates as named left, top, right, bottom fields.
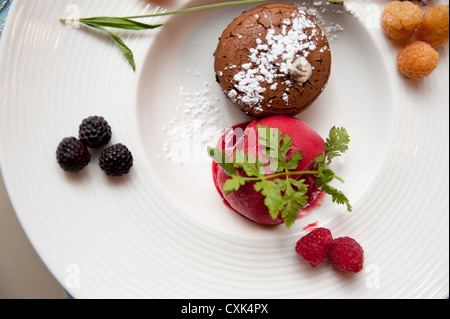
left=233, top=150, right=263, bottom=177
left=223, top=175, right=246, bottom=195
left=254, top=180, right=284, bottom=219
left=257, top=125, right=296, bottom=173
left=321, top=184, right=352, bottom=212
left=325, top=126, right=350, bottom=163
left=286, top=150, right=303, bottom=170
left=207, top=147, right=235, bottom=176
left=315, top=165, right=335, bottom=187
left=280, top=134, right=292, bottom=156
left=257, top=125, right=280, bottom=150
left=257, top=125, right=284, bottom=172
left=207, top=124, right=353, bottom=228
left=277, top=178, right=308, bottom=228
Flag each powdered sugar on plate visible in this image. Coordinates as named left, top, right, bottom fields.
left=296, top=1, right=347, bottom=40
left=162, top=80, right=224, bottom=164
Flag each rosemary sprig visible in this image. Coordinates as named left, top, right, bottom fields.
left=60, top=0, right=268, bottom=71
left=61, top=0, right=345, bottom=71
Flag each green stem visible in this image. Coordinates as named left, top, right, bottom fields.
left=242, top=170, right=319, bottom=181
left=333, top=175, right=345, bottom=183
left=240, top=169, right=345, bottom=183
left=59, top=0, right=267, bottom=23
left=122, top=0, right=267, bottom=19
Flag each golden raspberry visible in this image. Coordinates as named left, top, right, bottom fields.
left=381, top=1, right=423, bottom=40
left=397, top=41, right=439, bottom=79
left=417, top=5, right=449, bottom=48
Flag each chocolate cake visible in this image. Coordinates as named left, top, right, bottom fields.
left=214, top=3, right=331, bottom=117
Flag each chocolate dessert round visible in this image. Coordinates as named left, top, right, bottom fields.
left=214, top=3, right=331, bottom=117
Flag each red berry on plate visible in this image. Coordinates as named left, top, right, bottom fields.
left=329, top=237, right=364, bottom=274
left=295, top=227, right=333, bottom=267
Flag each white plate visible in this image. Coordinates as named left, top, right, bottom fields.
left=0, top=0, right=448, bottom=298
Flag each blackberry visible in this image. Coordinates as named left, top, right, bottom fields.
left=56, top=137, right=91, bottom=172
left=79, top=116, right=112, bottom=148
left=99, top=143, right=133, bottom=176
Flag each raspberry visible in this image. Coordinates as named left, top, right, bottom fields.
left=417, top=5, right=449, bottom=48
left=56, top=137, right=91, bottom=172
left=79, top=116, right=112, bottom=148
left=397, top=40, right=439, bottom=79
left=381, top=1, right=423, bottom=40
left=295, top=227, right=333, bottom=267
left=99, top=143, right=133, bottom=176
left=329, top=237, right=364, bottom=274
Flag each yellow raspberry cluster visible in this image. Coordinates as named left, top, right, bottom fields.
left=417, top=4, right=450, bottom=47
left=381, top=1, right=449, bottom=79
left=396, top=41, right=439, bottom=79
left=381, top=1, right=424, bottom=40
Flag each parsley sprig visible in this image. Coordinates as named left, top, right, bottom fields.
left=208, top=125, right=351, bottom=228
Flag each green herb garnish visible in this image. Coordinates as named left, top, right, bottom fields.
left=60, top=0, right=268, bottom=71
left=208, top=125, right=352, bottom=228
left=60, top=0, right=344, bottom=71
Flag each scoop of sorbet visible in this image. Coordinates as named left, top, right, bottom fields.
left=212, top=116, right=326, bottom=225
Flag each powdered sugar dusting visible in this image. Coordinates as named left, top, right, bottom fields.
left=228, top=8, right=326, bottom=109
left=297, top=1, right=346, bottom=41
left=162, top=80, right=223, bottom=163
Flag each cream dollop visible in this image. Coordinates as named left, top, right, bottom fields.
left=287, top=56, right=312, bottom=84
